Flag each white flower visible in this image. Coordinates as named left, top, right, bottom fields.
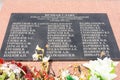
left=36, top=45, right=44, bottom=53
left=72, top=75, right=79, bottom=80
left=32, top=53, right=39, bottom=61
left=101, top=72, right=117, bottom=80
left=61, top=70, right=69, bottom=80
left=89, top=75, right=100, bottom=80
left=9, top=64, right=21, bottom=74
left=0, top=63, right=22, bottom=77
left=54, top=77, right=59, bottom=80
left=42, top=56, right=50, bottom=62
left=83, top=57, right=118, bottom=80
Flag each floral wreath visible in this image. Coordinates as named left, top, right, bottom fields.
left=0, top=45, right=118, bottom=80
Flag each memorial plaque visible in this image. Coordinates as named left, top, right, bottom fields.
left=0, top=13, right=120, bottom=60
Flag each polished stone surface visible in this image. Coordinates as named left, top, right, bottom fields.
left=1, top=13, right=120, bottom=60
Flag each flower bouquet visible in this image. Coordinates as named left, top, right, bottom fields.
left=31, top=45, right=119, bottom=80
left=0, top=57, right=118, bottom=80
left=0, top=57, right=55, bottom=80
left=56, top=57, right=118, bottom=80
left=0, top=58, right=27, bottom=80
left=0, top=48, right=119, bottom=80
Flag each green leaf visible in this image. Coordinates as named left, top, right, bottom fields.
left=0, top=72, right=7, bottom=80
left=110, top=69, right=115, bottom=73
left=66, top=75, right=74, bottom=80
left=9, top=72, right=15, bottom=80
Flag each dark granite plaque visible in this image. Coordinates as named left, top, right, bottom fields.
left=0, top=13, right=120, bottom=60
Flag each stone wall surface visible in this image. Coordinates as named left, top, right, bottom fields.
left=0, top=0, right=120, bottom=79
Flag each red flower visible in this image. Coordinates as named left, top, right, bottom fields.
left=24, top=72, right=33, bottom=80
left=44, top=74, right=49, bottom=79
left=42, top=71, right=49, bottom=79
left=11, top=60, right=16, bottom=64
left=22, top=66, right=28, bottom=73
left=36, top=71, right=41, bottom=78
left=49, top=76, right=55, bottom=80
left=16, top=62, right=22, bottom=67
left=0, top=58, right=4, bottom=64
left=42, top=71, right=47, bottom=76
